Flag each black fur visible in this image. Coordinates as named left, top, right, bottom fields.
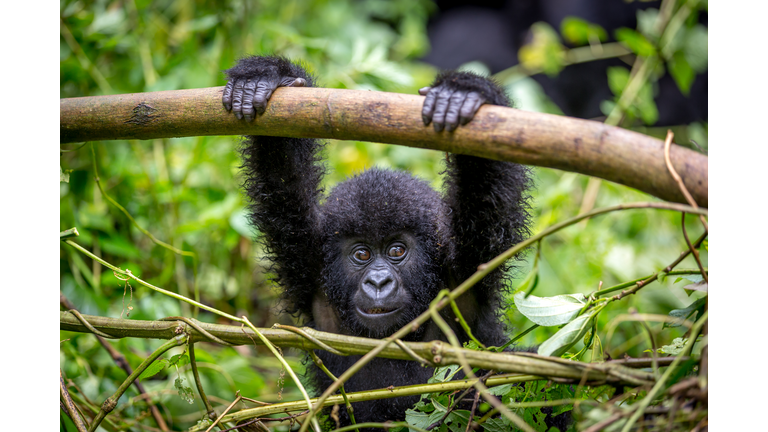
left=224, top=56, right=532, bottom=426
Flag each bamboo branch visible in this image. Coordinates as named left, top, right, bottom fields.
left=60, top=87, right=708, bottom=207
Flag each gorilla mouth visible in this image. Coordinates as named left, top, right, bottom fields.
left=364, top=307, right=396, bottom=315
left=358, top=306, right=399, bottom=316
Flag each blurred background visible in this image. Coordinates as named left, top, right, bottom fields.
left=60, top=0, right=707, bottom=429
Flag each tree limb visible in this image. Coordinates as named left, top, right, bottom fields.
left=60, top=87, right=708, bottom=207
left=60, top=311, right=665, bottom=385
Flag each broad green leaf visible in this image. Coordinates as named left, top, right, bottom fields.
left=487, top=383, right=513, bottom=397
left=138, top=358, right=168, bottom=380
left=514, top=292, right=587, bottom=326
left=669, top=51, right=695, bottom=95
left=446, top=410, right=471, bottom=432
left=665, top=297, right=706, bottom=328
left=615, top=28, right=656, bottom=57
left=482, top=418, right=508, bottom=432
left=538, top=313, right=595, bottom=357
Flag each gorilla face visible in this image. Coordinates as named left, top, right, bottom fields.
left=345, top=235, right=414, bottom=334
left=320, top=231, right=442, bottom=338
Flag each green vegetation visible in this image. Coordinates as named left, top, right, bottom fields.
left=60, top=1, right=708, bottom=431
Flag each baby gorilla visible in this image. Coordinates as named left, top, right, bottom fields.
left=223, top=55, right=532, bottom=426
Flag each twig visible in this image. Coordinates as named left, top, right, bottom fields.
left=663, top=130, right=709, bottom=230
left=308, top=350, right=357, bottom=427
left=465, top=388, right=481, bottom=432
left=61, top=369, right=89, bottom=432
left=61, top=293, right=170, bottom=431
left=681, top=213, right=708, bottom=283
left=394, top=339, right=432, bottom=367
left=88, top=335, right=187, bottom=432
left=189, top=343, right=218, bottom=425
left=60, top=227, right=80, bottom=240
left=273, top=324, right=345, bottom=356
left=599, top=232, right=708, bottom=300
left=426, top=370, right=494, bottom=431
left=204, top=391, right=241, bottom=432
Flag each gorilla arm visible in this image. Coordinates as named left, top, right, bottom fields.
left=422, top=71, right=533, bottom=346
left=224, top=56, right=326, bottom=318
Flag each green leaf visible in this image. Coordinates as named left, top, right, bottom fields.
left=481, top=418, right=508, bottom=432
left=60, top=166, right=70, bottom=183
left=446, top=410, right=471, bottom=432
left=518, top=22, right=565, bottom=76
left=487, top=383, right=513, bottom=397
left=675, top=275, right=703, bottom=284
left=684, top=24, right=708, bottom=72
left=615, top=28, right=656, bottom=57
left=538, top=313, right=595, bottom=357
left=429, top=364, right=461, bottom=383
left=139, top=358, right=168, bottom=380
left=514, top=292, right=587, bottom=326
left=560, top=17, right=607, bottom=45
left=659, top=337, right=687, bottom=355
left=634, top=79, right=659, bottom=125
left=665, top=297, right=706, bottom=329
left=169, top=353, right=190, bottom=368
left=606, top=66, right=630, bottom=96
left=668, top=51, right=695, bottom=95
left=636, top=8, right=661, bottom=40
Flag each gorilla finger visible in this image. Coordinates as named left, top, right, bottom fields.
left=422, top=87, right=439, bottom=125
left=431, top=87, right=455, bottom=132
left=256, top=88, right=275, bottom=115
left=241, top=79, right=258, bottom=121
left=280, top=77, right=306, bottom=87
left=418, top=86, right=431, bottom=96
left=222, top=80, right=234, bottom=111
left=232, top=79, right=246, bottom=120
left=459, top=92, right=486, bottom=125
left=445, top=90, right=467, bottom=132
left=253, top=79, right=279, bottom=115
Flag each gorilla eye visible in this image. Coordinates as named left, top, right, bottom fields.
left=353, top=248, right=372, bottom=262
left=388, top=245, right=406, bottom=258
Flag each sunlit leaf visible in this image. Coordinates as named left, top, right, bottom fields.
left=538, top=313, right=595, bottom=357
left=514, top=292, right=587, bottom=326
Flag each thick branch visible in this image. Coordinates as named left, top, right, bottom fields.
left=61, top=312, right=659, bottom=385
left=60, top=87, right=708, bottom=207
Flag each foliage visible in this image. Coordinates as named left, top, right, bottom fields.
left=60, top=0, right=707, bottom=431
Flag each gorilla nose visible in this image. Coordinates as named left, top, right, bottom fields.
left=362, top=269, right=397, bottom=299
